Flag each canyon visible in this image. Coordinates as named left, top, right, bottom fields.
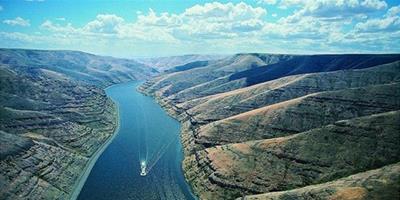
left=1, top=50, right=399, bottom=199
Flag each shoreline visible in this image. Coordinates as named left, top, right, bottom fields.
left=137, top=86, right=199, bottom=199
left=70, top=81, right=196, bottom=199
left=69, top=94, right=121, bottom=200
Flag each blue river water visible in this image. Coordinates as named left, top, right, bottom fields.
left=78, top=81, right=195, bottom=200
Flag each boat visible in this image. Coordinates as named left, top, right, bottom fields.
left=140, top=161, right=147, bottom=176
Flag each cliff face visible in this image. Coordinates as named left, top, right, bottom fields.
left=139, top=54, right=400, bottom=200
left=0, top=49, right=156, bottom=199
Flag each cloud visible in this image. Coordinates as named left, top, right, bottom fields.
left=40, top=20, right=77, bottom=33
left=258, top=0, right=277, bottom=5
left=27, top=2, right=269, bottom=55
left=40, top=14, right=177, bottom=44
left=1, top=1, right=399, bottom=55
left=258, top=1, right=399, bottom=53
left=270, top=0, right=391, bottom=39
left=280, top=0, right=387, bottom=8
left=56, top=17, right=66, bottom=21
left=83, top=14, right=124, bottom=34
left=279, top=0, right=306, bottom=9
left=42, top=15, right=124, bottom=36
left=136, top=9, right=181, bottom=27
left=136, top=2, right=267, bottom=40
left=3, top=17, right=30, bottom=26
left=184, top=2, right=265, bottom=19
left=282, top=0, right=387, bottom=21
left=355, top=5, right=400, bottom=33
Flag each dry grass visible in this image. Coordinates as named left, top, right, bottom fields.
left=330, top=187, right=367, bottom=200
left=208, top=74, right=306, bottom=101
left=225, top=95, right=306, bottom=121
left=208, top=147, right=235, bottom=174
left=231, top=143, right=251, bottom=154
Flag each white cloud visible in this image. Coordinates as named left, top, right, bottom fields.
left=355, top=5, right=400, bottom=33
left=137, top=9, right=181, bottom=27
left=361, top=0, right=388, bottom=10
left=258, top=1, right=399, bottom=53
left=184, top=2, right=266, bottom=19
left=270, top=0, right=391, bottom=39
left=1, top=1, right=399, bottom=55
left=279, top=0, right=306, bottom=9
left=257, top=0, right=277, bottom=5
left=83, top=14, right=124, bottom=34
left=30, top=2, right=269, bottom=55
left=280, top=0, right=387, bottom=8
left=137, top=2, right=267, bottom=40
left=56, top=17, right=66, bottom=21
left=40, top=14, right=177, bottom=43
left=3, top=17, right=30, bottom=26
left=282, top=0, right=387, bottom=21
left=40, top=20, right=77, bottom=33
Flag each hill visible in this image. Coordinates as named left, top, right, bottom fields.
left=140, top=54, right=400, bottom=199
left=0, top=48, right=157, bottom=87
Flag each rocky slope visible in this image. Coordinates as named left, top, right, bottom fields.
left=0, top=49, right=156, bottom=199
left=139, top=54, right=400, bottom=199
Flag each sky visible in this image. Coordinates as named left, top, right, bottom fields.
left=0, top=0, right=399, bottom=58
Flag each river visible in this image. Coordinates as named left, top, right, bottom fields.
left=77, top=81, right=196, bottom=200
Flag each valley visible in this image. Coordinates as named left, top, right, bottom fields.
left=1, top=49, right=399, bottom=200
left=2, top=1, right=400, bottom=200
left=0, top=49, right=156, bottom=199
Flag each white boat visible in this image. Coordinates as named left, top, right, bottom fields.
left=140, top=161, right=147, bottom=176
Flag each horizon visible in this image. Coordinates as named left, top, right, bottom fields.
left=2, top=47, right=400, bottom=60
left=0, top=0, right=399, bottom=58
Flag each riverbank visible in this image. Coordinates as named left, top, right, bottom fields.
left=137, top=85, right=200, bottom=198
left=69, top=99, right=121, bottom=200
left=75, top=81, right=196, bottom=199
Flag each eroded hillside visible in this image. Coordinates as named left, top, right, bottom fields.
left=140, top=54, right=400, bottom=199
left=0, top=49, right=156, bottom=199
